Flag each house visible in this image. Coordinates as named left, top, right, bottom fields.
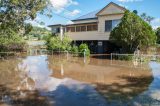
left=48, top=2, right=126, bottom=54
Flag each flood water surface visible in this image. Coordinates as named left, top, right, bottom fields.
left=0, top=55, right=160, bottom=106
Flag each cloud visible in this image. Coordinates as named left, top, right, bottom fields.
left=50, top=0, right=78, bottom=13
left=66, top=9, right=80, bottom=16
left=151, top=18, right=160, bottom=29
left=25, top=17, right=46, bottom=28
left=118, top=3, right=128, bottom=8
left=66, top=20, right=74, bottom=24
left=118, top=0, right=143, bottom=2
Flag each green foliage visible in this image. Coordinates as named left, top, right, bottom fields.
left=71, top=45, right=79, bottom=54
left=79, top=44, right=90, bottom=57
left=140, top=13, right=154, bottom=23
left=118, top=55, right=133, bottom=61
left=26, top=26, right=51, bottom=40
left=156, top=27, right=160, bottom=44
left=0, top=0, right=48, bottom=52
left=0, top=32, right=26, bottom=52
left=0, top=0, right=48, bottom=34
left=110, top=10, right=156, bottom=53
left=46, top=35, right=72, bottom=51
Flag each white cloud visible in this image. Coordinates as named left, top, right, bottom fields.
left=118, top=0, right=143, bottom=2
left=50, top=0, right=78, bottom=13
left=118, top=3, right=128, bottom=8
left=151, top=18, right=160, bottom=29
left=25, top=17, right=46, bottom=28
left=66, top=9, right=80, bottom=16
left=66, top=20, right=74, bottom=24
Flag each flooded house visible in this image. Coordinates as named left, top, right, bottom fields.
left=48, top=2, right=126, bottom=54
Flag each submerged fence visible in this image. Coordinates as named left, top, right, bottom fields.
left=110, top=53, right=160, bottom=69
left=111, top=53, right=160, bottom=62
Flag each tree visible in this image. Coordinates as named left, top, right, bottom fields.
left=133, top=10, right=138, bottom=15
left=0, top=0, right=48, bottom=34
left=0, top=0, right=49, bottom=52
left=156, top=27, right=160, bottom=44
left=110, top=10, right=156, bottom=53
left=26, top=26, right=51, bottom=40
left=140, top=13, right=154, bottom=23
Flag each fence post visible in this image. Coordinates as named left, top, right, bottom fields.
left=66, top=51, right=69, bottom=60
left=83, top=49, right=86, bottom=64
left=111, top=53, right=113, bottom=65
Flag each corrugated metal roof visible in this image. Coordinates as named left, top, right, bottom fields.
left=72, top=9, right=100, bottom=21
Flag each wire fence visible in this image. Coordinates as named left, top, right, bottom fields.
left=110, top=53, right=160, bottom=69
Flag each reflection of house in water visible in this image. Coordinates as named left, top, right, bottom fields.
left=49, top=56, right=152, bottom=85
left=48, top=56, right=154, bottom=105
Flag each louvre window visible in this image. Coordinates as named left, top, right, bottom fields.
left=76, top=26, right=81, bottom=32
left=92, top=25, right=98, bottom=31
left=87, top=25, right=92, bottom=31
left=67, top=27, right=75, bottom=32
left=81, top=26, right=86, bottom=31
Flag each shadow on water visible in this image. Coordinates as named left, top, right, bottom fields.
left=91, top=54, right=111, bottom=59
left=96, top=75, right=153, bottom=105
left=0, top=84, right=49, bottom=106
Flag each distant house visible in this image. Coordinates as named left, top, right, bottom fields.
left=48, top=2, right=126, bottom=54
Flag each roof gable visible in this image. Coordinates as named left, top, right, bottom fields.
left=96, top=2, right=126, bottom=16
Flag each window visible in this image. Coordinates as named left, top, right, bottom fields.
left=105, top=19, right=121, bottom=32
left=105, top=20, right=112, bottom=32
left=112, top=19, right=121, bottom=29
left=87, top=24, right=98, bottom=31
left=67, top=27, right=75, bottom=32
left=81, top=26, right=86, bottom=32
left=76, top=26, right=81, bottom=32
left=92, top=25, right=98, bottom=31
left=87, top=25, right=92, bottom=31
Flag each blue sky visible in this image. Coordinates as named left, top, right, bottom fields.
left=30, top=0, right=160, bottom=29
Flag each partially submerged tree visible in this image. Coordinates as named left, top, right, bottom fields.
left=0, top=0, right=49, bottom=52
left=0, top=0, right=48, bottom=34
left=156, top=27, right=160, bottom=44
left=47, top=35, right=72, bottom=51
left=110, top=10, right=156, bottom=53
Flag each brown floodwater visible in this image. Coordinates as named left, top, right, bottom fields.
left=0, top=54, right=160, bottom=106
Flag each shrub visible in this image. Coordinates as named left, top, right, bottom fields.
left=46, top=35, right=72, bottom=51
left=118, top=55, right=133, bottom=61
left=0, top=32, right=26, bottom=52
left=79, top=44, right=90, bottom=57
left=71, top=45, right=79, bottom=54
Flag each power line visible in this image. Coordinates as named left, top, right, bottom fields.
left=52, top=12, right=72, bottom=21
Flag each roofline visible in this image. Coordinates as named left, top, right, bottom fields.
left=96, top=2, right=127, bottom=16
left=71, top=17, right=98, bottom=22
left=48, top=24, right=65, bottom=27
left=66, top=22, right=98, bottom=26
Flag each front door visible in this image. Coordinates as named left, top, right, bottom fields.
left=97, top=41, right=103, bottom=54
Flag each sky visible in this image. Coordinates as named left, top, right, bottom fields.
left=29, top=0, right=160, bottom=30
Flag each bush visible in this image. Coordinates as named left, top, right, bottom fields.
left=46, top=35, right=72, bottom=51
left=118, top=55, right=133, bottom=61
left=0, top=32, right=26, bottom=52
left=79, top=44, right=90, bottom=57
left=71, top=45, right=79, bottom=54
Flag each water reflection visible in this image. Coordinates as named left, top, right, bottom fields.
left=0, top=55, right=159, bottom=106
